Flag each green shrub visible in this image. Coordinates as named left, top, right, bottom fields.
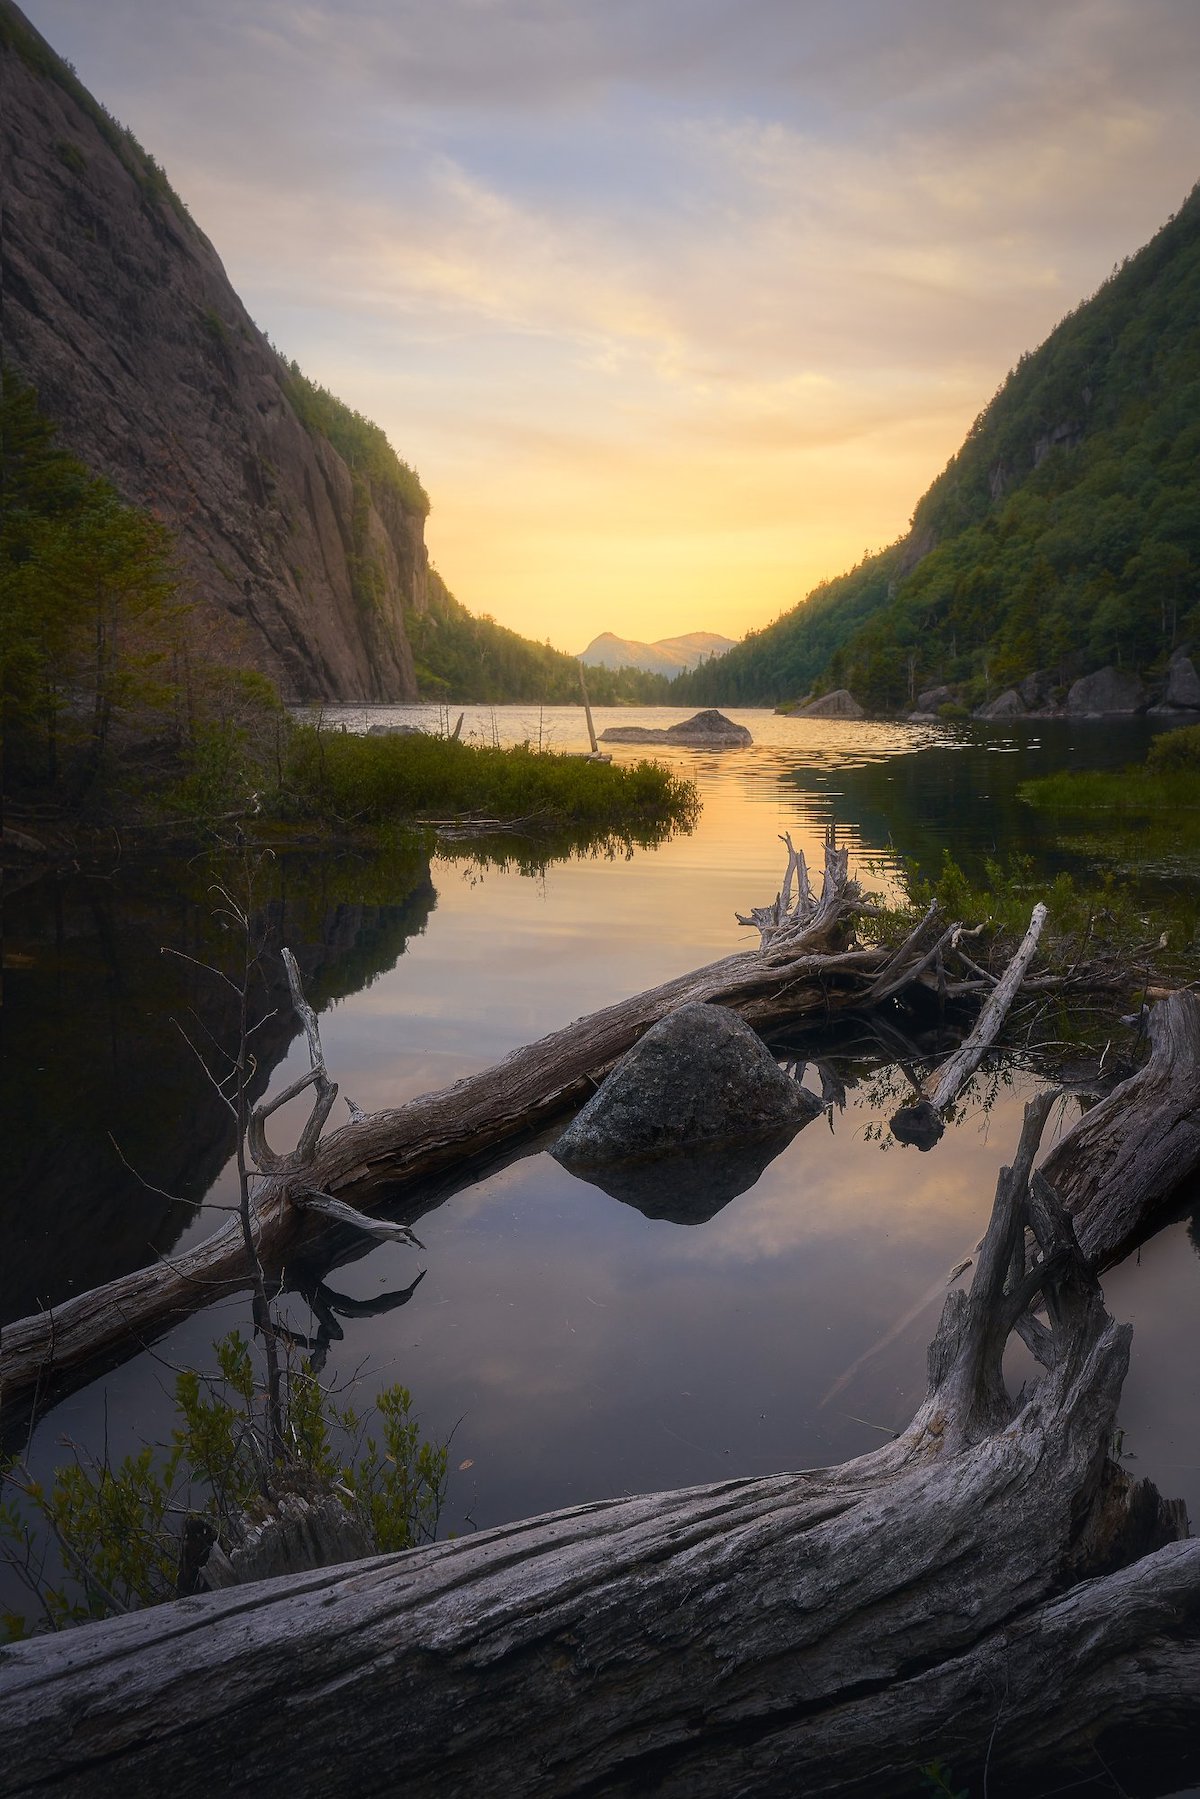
left=1146, top=723, right=1200, bottom=773
left=1, top=1332, right=447, bottom=1638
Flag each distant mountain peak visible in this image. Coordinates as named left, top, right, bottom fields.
left=578, top=630, right=735, bottom=678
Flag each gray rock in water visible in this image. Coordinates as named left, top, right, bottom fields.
left=792, top=688, right=865, bottom=719
left=975, top=688, right=1026, bottom=719
left=367, top=722, right=424, bottom=736
left=552, top=1003, right=822, bottom=1199
left=600, top=709, right=752, bottom=746
left=916, top=684, right=959, bottom=712
left=1066, top=667, right=1147, bottom=715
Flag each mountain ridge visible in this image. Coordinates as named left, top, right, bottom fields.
left=580, top=630, right=735, bottom=678
left=673, top=182, right=1200, bottom=711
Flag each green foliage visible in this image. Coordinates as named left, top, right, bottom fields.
left=282, top=723, right=700, bottom=834
left=283, top=364, right=430, bottom=517
left=1146, top=723, right=1200, bottom=773
left=0, top=1333, right=447, bottom=1639
left=411, top=569, right=672, bottom=704
left=0, top=368, right=183, bottom=797
left=339, top=1385, right=447, bottom=1553
left=1019, top=747, right=1200, bottom=892
left=906, top=847, right=1153, bottom=961
left=52, top=138, right=86, bottom=175
left=671, top=183, right=1200, bottom=710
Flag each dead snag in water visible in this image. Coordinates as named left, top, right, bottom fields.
left=1, top=1098, right=1195, bottom=1799
left=890, top=901, right=1048, bottom=1148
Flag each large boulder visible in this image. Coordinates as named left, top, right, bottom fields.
left=600, top=709, right=752, bottom=746
left=975, top=688, right=1026, bottom=719
left=1066, top=667, right=1147, bottom=715
left=1162, top=657, right=1200, bottom=710
left=792, top=689, right=865, bottom=720
left=916, top=684, right=959, bottom=712
left=551, top=1003, right=822, bottom=1221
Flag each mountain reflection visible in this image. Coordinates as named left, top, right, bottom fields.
left=0, top=842, right=436, bottom=1327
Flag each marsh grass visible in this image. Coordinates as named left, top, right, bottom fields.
left=282, top=727, right=700, bottom=834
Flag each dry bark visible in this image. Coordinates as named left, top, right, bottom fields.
left=1042, top=986, right=1200, bottom=1267
left=1, top=1097, right=1195, bottom=1799
left=890, top=902, right=1048, bottom=1147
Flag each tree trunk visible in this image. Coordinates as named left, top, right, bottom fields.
left=1, top=1098, right=1195, bottom=1799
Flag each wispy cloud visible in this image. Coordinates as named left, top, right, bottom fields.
left=25, top=0, right=1200, bottom=645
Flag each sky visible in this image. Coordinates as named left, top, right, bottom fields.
left=22, top=0, right=1200, bottom=653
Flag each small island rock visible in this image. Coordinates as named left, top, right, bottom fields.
left=792, top=689, right=865, bottom=720
left=551, top=1002, right=822, bottom=1178
left=600, top=709, right=752, bottom=746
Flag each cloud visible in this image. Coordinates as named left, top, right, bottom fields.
left=22, top=0, right=1200, bottom=644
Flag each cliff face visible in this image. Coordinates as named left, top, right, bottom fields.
left=0, top=1, right=424, bottom=702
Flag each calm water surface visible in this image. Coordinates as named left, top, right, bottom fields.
left=4, top=709, right=1198, bottom=1563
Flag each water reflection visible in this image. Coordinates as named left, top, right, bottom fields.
left=556, top=1128, right=809, bottom=1225
left=0, top=842, right=436, bottom=1326
left=5, top=706, right=1200, bottom=1577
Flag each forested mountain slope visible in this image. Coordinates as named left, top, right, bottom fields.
left=411, top=574, right=670, bottom=704
left=675, top=182, right=1200, bottom=711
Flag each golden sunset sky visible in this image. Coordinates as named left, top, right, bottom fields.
left=24, top=0, right=1200, bottom=652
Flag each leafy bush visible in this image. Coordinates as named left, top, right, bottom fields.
left=1, top=1333, right=447, bottom=1638
left=1146, top=723, right=1200, bottom=773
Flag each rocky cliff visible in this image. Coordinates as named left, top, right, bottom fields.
left=0, top=0, right=425, bottom=702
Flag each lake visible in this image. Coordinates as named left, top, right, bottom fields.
left=3, top=706, right=1198, bottom=1604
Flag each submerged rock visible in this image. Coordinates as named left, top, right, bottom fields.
left=551, top=1002, right=822, bottom=1213
left=599, top=709, right=752, bottom=746
left=792, top=689, right=865, bottom=720
left=1066, top=667, right=1147, bottom=715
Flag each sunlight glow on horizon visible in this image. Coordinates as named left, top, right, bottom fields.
left=20, top=0, right=1200, bottom=653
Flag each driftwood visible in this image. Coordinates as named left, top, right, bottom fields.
left=1043, top=986, right=1200, bottom=1267
left=1, top=1097, right=1195, bottom=1799
left=890, top=902, right=1047, bottom=1147
left=0, top=848, right=1136, bottom=1425
left=0, top=845, right=874, bottom=1414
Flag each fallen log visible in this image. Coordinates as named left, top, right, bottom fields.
left=1, top=1098, right=1195, bottom=1799
left=890, top=901, right=1047, bottom=1148
left=0, top=847, right=1143, bottom=1427
left=1042, top=986, right=1200, bottom=1268
left=0, top=845, right=882, bottom=1416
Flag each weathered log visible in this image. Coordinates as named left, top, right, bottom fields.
left=0, top=846, right=882, bottom=1415
left=1042, top=986, right=1200, bottom=1267
left=890, top=901, right=1047, bottom=1147
left=1, top=1099, right=1195, bottom=1799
